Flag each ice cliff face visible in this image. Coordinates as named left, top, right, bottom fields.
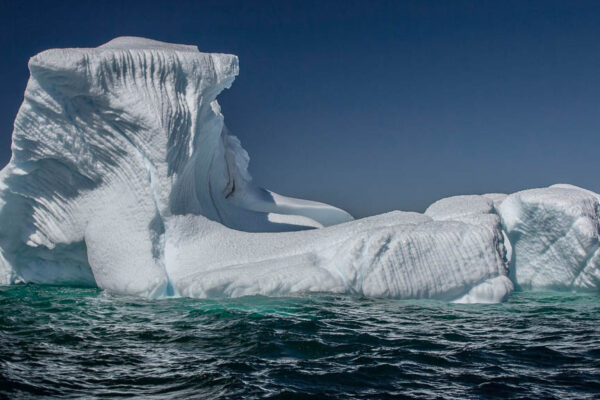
left=500, top=184, right=600, bottom=291
left=0, top=37, right=595, bottom=302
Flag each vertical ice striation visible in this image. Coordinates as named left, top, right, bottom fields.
left=424, top=195, right=513, bottom=303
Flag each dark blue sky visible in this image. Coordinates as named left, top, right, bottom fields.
left=1, top=1, right=599, bottom=217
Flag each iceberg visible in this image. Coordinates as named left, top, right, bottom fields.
left=0, top=37, right=595, bottom=302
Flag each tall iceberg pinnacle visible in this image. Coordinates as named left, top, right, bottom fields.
left=0, top=37, right=596, bottom=302
left=0, top=37, right=354, bottom=295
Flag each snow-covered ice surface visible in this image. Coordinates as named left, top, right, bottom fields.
left=0, top=37, right=595, bottom=302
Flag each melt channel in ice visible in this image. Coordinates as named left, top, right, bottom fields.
left=0, top=37, right=597, bottom=302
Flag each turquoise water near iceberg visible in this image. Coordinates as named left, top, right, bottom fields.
left=0, top=285, right=599, bottom=399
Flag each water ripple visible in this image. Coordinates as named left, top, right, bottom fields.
left=0, top=285, right=599, bottom=399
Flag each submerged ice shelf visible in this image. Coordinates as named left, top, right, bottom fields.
left=0, top=37, right=597, bottom=303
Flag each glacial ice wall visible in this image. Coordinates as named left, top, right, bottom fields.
left=0, top=37, right=596, bottom=302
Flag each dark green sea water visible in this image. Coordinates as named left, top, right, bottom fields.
left=0, top=285, right=599, bottom=399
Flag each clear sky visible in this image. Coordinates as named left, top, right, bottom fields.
left=1, top=1, right=599, bottom=217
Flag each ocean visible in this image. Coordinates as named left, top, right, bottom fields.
left=1, top=285, right=598, bottom=399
